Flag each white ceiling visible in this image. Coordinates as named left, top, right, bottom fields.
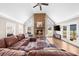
left=0, top=3, right=79, bottom=24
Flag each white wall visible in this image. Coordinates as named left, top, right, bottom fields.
left=24, top=15, right=34, bottom=35
left=0, top=16, right=23, bottom=38
left=45, top=15, right=55, bottom=37
left=57, top=17, right=79, bottom=47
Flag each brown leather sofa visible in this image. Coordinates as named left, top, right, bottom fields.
left=0, top=48, right=26, bottom=56
left=27, top=49, right=77, bottom=56
left=0, top=34, right=77, bottom=56
left=0, top=34, right=29, bottom=56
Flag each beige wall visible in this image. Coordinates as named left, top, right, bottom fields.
left=0, top=16, right=23, bottom=38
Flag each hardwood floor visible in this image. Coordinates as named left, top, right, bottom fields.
left=47, top=37, right=79, bottom=55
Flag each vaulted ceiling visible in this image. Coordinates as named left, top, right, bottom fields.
left=0, top=3, right=79, bottom=24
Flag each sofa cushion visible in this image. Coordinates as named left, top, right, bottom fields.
left=28, top=50, right=77, bottom=56
left=16, top=34, right=25, bottom=41
left=9, top=39, right=29, bottom=50
left=0, top=48, right=26, bottom=56
left=0, top=38, right=6, bottom=48
left=4, top=36, right=18, bottom=47
left=19, top=42, right=44, bottom=52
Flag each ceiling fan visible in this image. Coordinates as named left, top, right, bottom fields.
left=33, top=3, right=49, bottom=11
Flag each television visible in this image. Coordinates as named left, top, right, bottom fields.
left=54, top=25, right=60, bottom=31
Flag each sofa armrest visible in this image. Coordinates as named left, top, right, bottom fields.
left=0, top=48, right=27, bottom=56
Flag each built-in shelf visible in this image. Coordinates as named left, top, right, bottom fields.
left=34, top=13, right=46, bottom=38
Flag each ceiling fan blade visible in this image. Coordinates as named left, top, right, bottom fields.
left=40, top=5, right=42, bottom=11
left=41, top=3, right=48, bottom=6
left=33, top=4, right=39, bottom=8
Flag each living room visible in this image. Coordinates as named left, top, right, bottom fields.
left=0, top=1, right=79, bottom=57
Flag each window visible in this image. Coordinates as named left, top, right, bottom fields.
left=18, top=25, right=23, bottom=34
left=63, top=26, right=67, bottom=38
left=6, top=22, right=16, bottom=36
left=70, top=24, right=76, bottom=41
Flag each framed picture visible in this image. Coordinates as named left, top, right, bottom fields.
left=36, top=22, right=42, bottom=27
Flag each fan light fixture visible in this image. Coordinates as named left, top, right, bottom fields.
left=33, top=3, right=49, bottom=11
